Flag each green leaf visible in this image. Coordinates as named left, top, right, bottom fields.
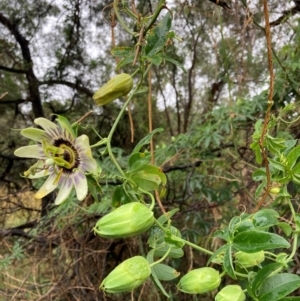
left=255, top=180, right=267, bottom=200
left=148, top=226, right=181, bottom=248
left=249, top=262, right=283, bottom=297
left=277, top=222, right=293, bottom=236
left=148, top=55, right=163, bottom=65
left=292, top=161, right=300, bottom=174
left=252, top=209, right=279, bottom=229
left=207, top=244, right=227, bottom=265
left=286, top=145, right=300, bottom=169
left=128, top=152, right=150, bottom=169
left=111, top=185, right=132, bottom=207
left=283, top=140, right=298, bottom=155
left=56, top=115, right=76, bottom=138
left=223, top=244, right=236, bottom=279
left=258, top=274, right=300, bottom=301
left=295, top=214, right=300, bottom=232
left=213, top=229, right=231, bottom=242
left=87, top=199, right=111, bottom=215
left=151, top=264, right=180, bottom=281
left=229, top=214, right=252, bottom=235
left=132, top=128, right=164, bottom=153
left=116, top=54, right=135, bottom=69
left=160, top=54, right=186, bottom=72
left=157, top=208, right=179, bottom=225
left=291, top=173, right=300, bottom=185
left=268, top=158, right=286, bottom=172
left=134, top=86, right=148, bottom=95
left=86, top=175, right=101, bottom=201
left=111, top=46, right=134, bottom=57
left=252, top=169, right=267, bottom=181
left=233, top=230, right=290, bottom=252
left=129, top=164, right=166, bottom=191
left=147, top=250, right=170, bottom=298
left=266, top=135, right=286, bottom=155
left=131, top=170, right=161, bottom=191
left=278, top=297, right=300, bottom=301
left=145, top=12, right=172, bottom=56
left=234, top=219, right=255, bottom=236
left=153, top=245, right=184, bottom=259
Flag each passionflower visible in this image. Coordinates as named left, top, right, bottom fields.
left=14, top=116, right=99, bottom=205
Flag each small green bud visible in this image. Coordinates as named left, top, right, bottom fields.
left=100, top=256, right=151, bottom=293
left=215, top=285, right=246, bottom=301
left=235, top=251, right=265, bottom=268
left=93, top=73, right=133, bottom=106
left=177, top=267, right=221, bottom=294
left=94, top=202, right=154, bottom=238
left=276, top=252, right=289, bottom=266
left=270, top=186, right=280, bottom=194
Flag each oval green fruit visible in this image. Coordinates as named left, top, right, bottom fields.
left=177, top=267, right=221, bottom=294
left=100, top=256, right=151, bottom=293
left=94, top=202, right=154, bottom=238
left=235, top=251, right=265, bottom=268
left=93, top=73, right=133, bottom=106
left=215, top=285, right=246, bottom=301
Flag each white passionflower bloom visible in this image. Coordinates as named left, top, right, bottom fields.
left=14, top=116, right=99, bottom=205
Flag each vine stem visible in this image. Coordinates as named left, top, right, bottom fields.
left=105, top=64, right=153, bottom=177
left=113, top=0, right=136, bottom=36
left=153, top=219, right=213, bottom=256
left=149, top=247, right=171, bottom=267
left=254, top=0, right=275, bottom=212
left=106, top=89, right=137, bottom=177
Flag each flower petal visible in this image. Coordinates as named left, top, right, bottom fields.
left=82, top=156, right=99, bottom=175
left=34, top=118, right=57, bottom=131
left=21, top=128, right=46, bottom=142
left=76, top=135, right=92, bottom=156
left=28, top=168, right=49, bottom=179
left=25, top=160, right=49, bottom=179
left=55, top=176, right=73, bottom=205
left=34, top=173, right=58, bottom=199
left=72, top=172, right=88, bottom=201
left=14, top=145, right=44, bottom=159
left=76, top=135, right=99, bottom=174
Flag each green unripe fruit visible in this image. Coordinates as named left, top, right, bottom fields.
left=93, top=73, right=133, bottom=106
left=94, top=202, right=154, bottom=238
left=235, top=251, right=265, bottom=268
left=215, top=285, right=246, bottom=301
left=100, top=256, right=151, bottom=293
left=177, top=267, right=221, bottom=294
left=270, top=186, right=280, bottom=194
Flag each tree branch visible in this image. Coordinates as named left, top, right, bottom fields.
left=270, top=5, right=300, bottom=27
left=39, top=79, right=94, bottom=97
left=0, top=64, right=27, bottom=74
left=0, top=12, right=44, bottom=118
left=208, top=0, right=232, bottom=13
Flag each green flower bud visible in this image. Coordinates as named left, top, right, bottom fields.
left=215, top=285, right=246, bottom=301
left=94, top=202, right=154, bottom=238
left=235, top=251, right=265, bottom=268
left=93, top=73, right=133, bottom=106
left=100, top=256, right=151, bottom=293
left=177, top=267, right=221, bottom=294
left=270, top=186, right=280, bottom=194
